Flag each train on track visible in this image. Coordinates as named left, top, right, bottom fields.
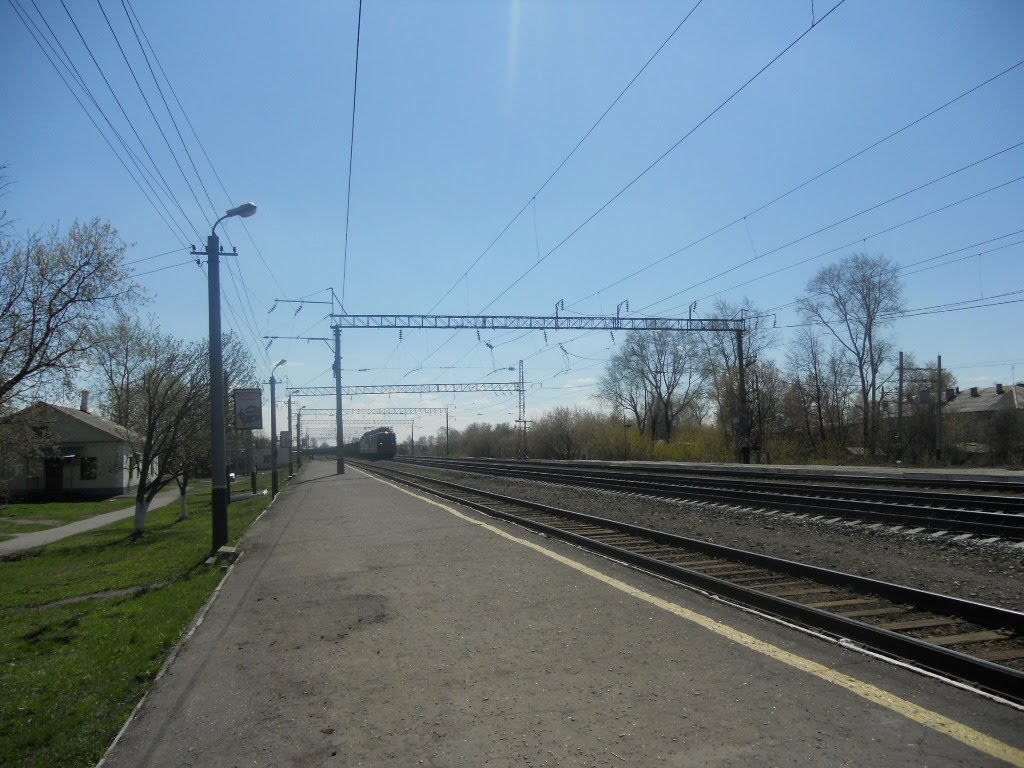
left=343, top=427, right=398, bottom=460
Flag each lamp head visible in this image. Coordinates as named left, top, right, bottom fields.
left=226, top=202, right=257, bottom=219
left=273, top=359, right=287, bottom=372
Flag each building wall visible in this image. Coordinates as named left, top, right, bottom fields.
left=5, top=408, right=140, bottom=499
left=11, top=441, right=129, bottom=498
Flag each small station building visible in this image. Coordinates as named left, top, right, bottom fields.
left=5, top=397, right=142, bottom=499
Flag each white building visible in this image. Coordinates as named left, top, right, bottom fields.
left=6, top=401, right=141, bottom=498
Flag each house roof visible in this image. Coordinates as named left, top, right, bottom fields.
left=943, top=384, right=1023, bottom=415
left=20, top=402, right=131, bottom=442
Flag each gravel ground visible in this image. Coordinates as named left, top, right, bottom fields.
left=395, top=464, right=1024, bottom=613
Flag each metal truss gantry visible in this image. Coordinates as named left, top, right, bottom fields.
left=299, top=407, right=451, bottom=416
left=287, top=382, right=520, bottom=397
left=272, top=312, right=751, bottom=472
left=330, top=314, right=743, bottom=333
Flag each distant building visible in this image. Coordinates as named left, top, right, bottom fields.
left=5, top=397, right=143, bottom=499
left=943, top=383, right=1024, bottom=456
left=943, top=382, right=1022, bottom=417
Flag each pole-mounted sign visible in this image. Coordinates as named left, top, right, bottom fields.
left=233, top=388, right=263, bottom=430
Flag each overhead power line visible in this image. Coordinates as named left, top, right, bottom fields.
left=568, top=56, right=1024, bottom=310
left=121, top=0, right=287, bottom=296
left=640, top=140, right=1024, bottom=314
left=9, top=0, right=192, bottom=246
left=425, top=0, right=705, bottom=313
left=56, top=0, right=201, bottom=239
left=341, top=0, right=364, bottom=311
left=673, top=173, right=1024, bottom=315
left=406, top=0, right=826, bottom=374
left=475, top=0, right=849, bottom=315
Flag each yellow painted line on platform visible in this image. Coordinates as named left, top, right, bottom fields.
left=366, top=470, right=1024, bottom=767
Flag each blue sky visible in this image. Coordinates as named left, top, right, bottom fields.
left=2, top=0, right=1023, bottom=445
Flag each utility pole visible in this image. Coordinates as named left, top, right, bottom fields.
left=287, top=394, right=293, bottom=478
left=936, top=354, right=943, bottom=462
left=296, top=409, right=303, bottom=468
left=445, top=408, right=450, bottom=456
left=206, top=231, right=228, bottom=547
left=517, top=359, right=527, bottom=459
left=411, top=422, right=415, bottom=456
left=736, top=329, right=750, bottom=464
left=196, top=202, right=256, bottom=552
left=897, top=351, right=904, bottom=463
left=248, top=429, right=256, bottom=494
left=334, top=325, right=345, bottom=474
left=270, top=371, right=280, bottom=497
left=623, top=421, right=631, bottom=461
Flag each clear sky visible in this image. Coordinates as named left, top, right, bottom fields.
left=2, top=0, right=1023, bottom=445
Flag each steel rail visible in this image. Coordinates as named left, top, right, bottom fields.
left=506, top=457, right=1024, bottom=493
left=470, top=459, right=1024, bottom=510
left=400, top=457, right=1024, bottom=539
left=357, top=460, right=1024, bottom=702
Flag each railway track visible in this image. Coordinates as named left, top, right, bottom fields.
left=399, top=457, right=1024, bottom=540
left=356, top=459, right=1024, bottom=704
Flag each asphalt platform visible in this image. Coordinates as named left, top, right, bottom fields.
left=101, top=459, right=1024, bottom=767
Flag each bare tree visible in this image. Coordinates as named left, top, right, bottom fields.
left=697, top=299, right=777, bottom=451
left=799, top=253, right=903, bottom=456
left=0, top=218, right=139, bottom=413
left=92, top=316, right=207, bottom=535
left=599, top=330, right=707, bottom=440
left=598, top=347, right=653, bottom=434
left=784, top=326, right=857, bottom=454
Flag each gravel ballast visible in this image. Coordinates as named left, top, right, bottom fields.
left=393, top=463, right=1024, bottom=613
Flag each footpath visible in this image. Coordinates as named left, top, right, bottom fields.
left=0, top=486, right=265, bottom=557
left=0, top=490, right=178, bottom=557
left=98, top=459, right=1024, bottom=767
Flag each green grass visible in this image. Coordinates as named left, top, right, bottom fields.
left=0, top=480, right=281, bottom=767
left=0, top=470, right=280, bottom=537
left=0, top=498, right=140, bottom=536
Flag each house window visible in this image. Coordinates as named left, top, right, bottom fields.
left=80, top=456, right=98, bottom=480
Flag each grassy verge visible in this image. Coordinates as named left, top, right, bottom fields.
left=0, top=470, right=281, bottom=537
left=0, top=478, right=283, bottom=767
left=0, top=498, right=141, bottom=536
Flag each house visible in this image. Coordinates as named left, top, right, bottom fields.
left=942, top=383, right=1024, bottom=456
left=5, top=396, right=141, bottom=499
left=942, top=382, right=1022, bottom=417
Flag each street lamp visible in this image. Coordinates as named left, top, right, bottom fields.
left=199, top=202, right=257, bottom=552
left=270, top=358, right=286, bottom=497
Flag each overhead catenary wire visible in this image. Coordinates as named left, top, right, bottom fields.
left=474, top=0, right=849, bottom=316
left=425, top=0, right=706, bottom=314
left=340, top=0, right=364, bottom=311
left=638, top=139, right=1024, bottom=314
left=667, top=173, right=1024, bottom=315
left=567, top=56, right=1024, bottom=311
left=405, top=0, right=849, bottom=380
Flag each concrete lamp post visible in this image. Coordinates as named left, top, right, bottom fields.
left=202, top=201, right=257, bottom=553
left=270, top=358, right=287, bottom=497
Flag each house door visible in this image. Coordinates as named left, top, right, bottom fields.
left=44, top=458, right=64, bottom=493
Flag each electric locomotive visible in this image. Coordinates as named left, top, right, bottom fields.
left=358, top=427, right=398, bottom=459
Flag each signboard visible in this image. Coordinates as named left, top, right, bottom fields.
left=280, top=431, right=291, bottom=450
left=234, top=388, right=263, bottom=430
